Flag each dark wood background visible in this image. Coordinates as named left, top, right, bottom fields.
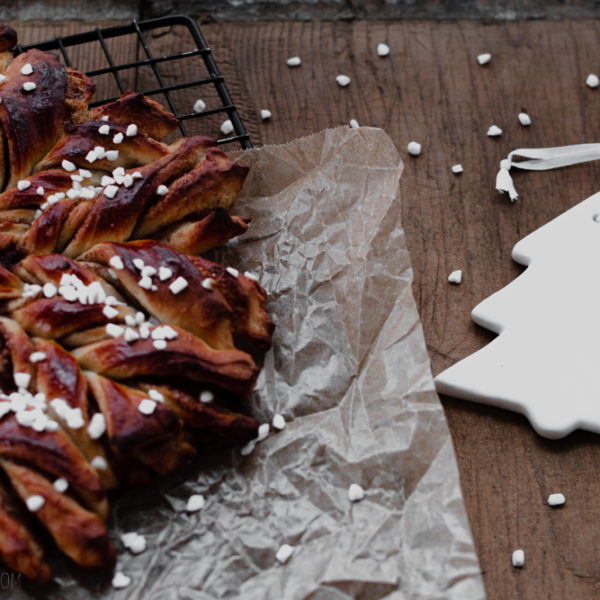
left=13, top=17, right=600, bottom=599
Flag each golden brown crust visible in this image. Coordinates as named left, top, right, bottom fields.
left=64, top=67, right=96, bottom=125
left=0, top=415, right=108, bottom=518
left=80, top=240, right=235, bottom=349
left=0, top=169, right=75, bottom=211
left=35, top=120, right=168, bottom=173
left=154, top=207, right=250, bottom=255
left=0, top=264, right=22, bottom=299
left=0, top=483, right=52, bottom=583
left=0, top=50, right=67, bottom=188
left=73, top=325, right=258, bottom=400
left=1, top=460, right=115, bottom=569
left=63, top=137, right=214, bottom=258
left=134, top=147, right=249, bottom=238
left=87, top=91, right=179, bottom=141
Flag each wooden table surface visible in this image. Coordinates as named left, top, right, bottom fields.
left=14, top=18, right=600, bottom=600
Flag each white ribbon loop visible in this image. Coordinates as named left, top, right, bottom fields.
left=495, top=143, right=600, bottom=202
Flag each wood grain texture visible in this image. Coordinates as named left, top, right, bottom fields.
left=8, top=18, right=600, bottom=599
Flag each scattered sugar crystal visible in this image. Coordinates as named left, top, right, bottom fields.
left=124, top=328, right=140, bottom=342
left=112, top=132, right=124, bottom=144
left=20, top=63, right=33, bottom=75
left=348, top=483, right=365, bottom=502
left=377, top=43, right=390, bottom=57
left=98, top=124, right=110, bottom=135
left=104, top=185, right=118, bottom=199
left=17, top=180, right=31, bottom=191
left=286, top=56, right=301, bottom=67
left=112, top=572, right=131, bottom=589
left=153, top=339, right=167, bottom=350
left=276, top=544, right=294, bottom=564
left=272, top=414, right=286, bottom=430
left=518, top=112, right=532, bottom=126
left=244, top=271, right=259, bottom=282
left=407, top=141, right=422, bottom=156
left=201, top=278, right=215, bottom=290
left=61, top=159, right=76, bottom=172
left=512, top=549, right=525, bottom=568
left=186, top=494, right=205, bottom=513
left=106, top=150, right=119, bottom=161
left=226, top=267, right=239, bottom=278
left=156, top=184, right=169, bottom=196
left=36, top=186, right=44, bottom=195
left=101, top=175, right=115, bottom=187
left=138, top=276, right=153, bottom=290
left=336, top=74, right=351, bottom=87
left=260, top=109, right=272, bottom=120
left=349, top=119, right=359, bottom=129
left=42, top=282, right=57, bottom=298
left=121, top=532, right=146, bottom=555
left=133, top=258, right=145, bottom=270
left=240, top=441, right=255, bottom=456
left=22, top=81, right=36, bottom=92
left=477, top=53, right=492, bottom=65
left=108, top=255, right=124, bottom=270
left=106, top=323, right=124, bottom=338
left=148, top=389, right=164, bottom=402
left=126, top=123, right=138, bottom=137
left=14, top=372, right=30, bottom=389
left=547, top=493, right=566, bottom=507
left=586, top=73, right=599, bottom=88
left=448, top=269, right=463, bottom=284
left=158, top=266, right=173, bottom=281
left=220, top=119, right=234, bottom=135
left=257, top=423, right=270, bottom=442
left=193, top=99, right=206, bottom=113
left=451, top=164, right=464, bottom=174
left=487, top=125, right=502, bottom=137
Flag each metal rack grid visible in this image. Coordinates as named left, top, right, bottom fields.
left=15, top=15, right=252, bottom=150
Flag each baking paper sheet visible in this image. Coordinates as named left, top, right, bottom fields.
left=10, top=126, right=485, bottom=599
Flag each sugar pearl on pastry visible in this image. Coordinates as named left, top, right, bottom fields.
left=42, top=282, right=57, bottom=298
left=26, top=495, right=45, bottom=512
left=158, top=266, right=173, bottom=281
left=104, top=185, right=118, bottom=198
left=14, top=372, right=31, bottom=389
left=112, top=572, right=131, bottom=589
left=201, top=277, right=215, bottom=290
left=91, top=456, right=108, bottom=470
left=17, top=180, right=31, bottom=191
left=87, top=413, right=106, bottom=440
left=244, top=271, right=259, bottom=282
left=105, top=150, right=119, bottom=161
left=85, top=150, right=97, bottom=163
left=156, top=184, right=169, bottom=196
left=124, top=328, right=140, bottom=342
left=36, top=186, right=44, bottom=195
left=169, top=276, right=188, bottom=294
left=102, top=305, right=119, bottom=319
left=200, top=391, right=214, bottom=403
left=112, top=132, right=124, bottom=144
left=132, top=258, right=144, bottom=270
left=106, top=323, right=124, bottom=338
left=98, top=124, right=110, bottom=135
left=138, top=399, right=157, bottom=415
left=108, top=255, right=124, bottom=270
left=148, top=389, right=164, bottom=402
left=29, top=352, right=46, bottom=363
left=53, top=478, right=69, bottom=493
left=135, top=312, right=145, bottom=324
left=152, top=339, right=167, bottom=350
left=138, top=276, right=153, bottom=290
left=141, top=265, right=157, bottom=277
left=0, top=74, right=5, bottom=84
left=22, top=81, right=36, bottom=92
left=20, top=63, right=33, bottom=75
left=126, top=123, right=138, bottom=137
left=185, top=494, right=205, bottom=512
left=94, top=146, right=106, bottom=158
left=226, top=267, right=239, bottom=278
left=101, top=175, right=115, bottom=186
left=61, top=159, right=76, bottom=172
left=257, top=423, right=270, bottom=441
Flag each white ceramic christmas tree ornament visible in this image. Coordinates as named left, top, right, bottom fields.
left=435, top=190, right=600, bottom=438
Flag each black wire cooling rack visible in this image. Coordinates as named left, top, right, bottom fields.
left=15, top=15, right=252, bottom=150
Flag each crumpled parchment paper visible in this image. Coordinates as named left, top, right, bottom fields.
left=12, top=126, right=485, bottom=600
